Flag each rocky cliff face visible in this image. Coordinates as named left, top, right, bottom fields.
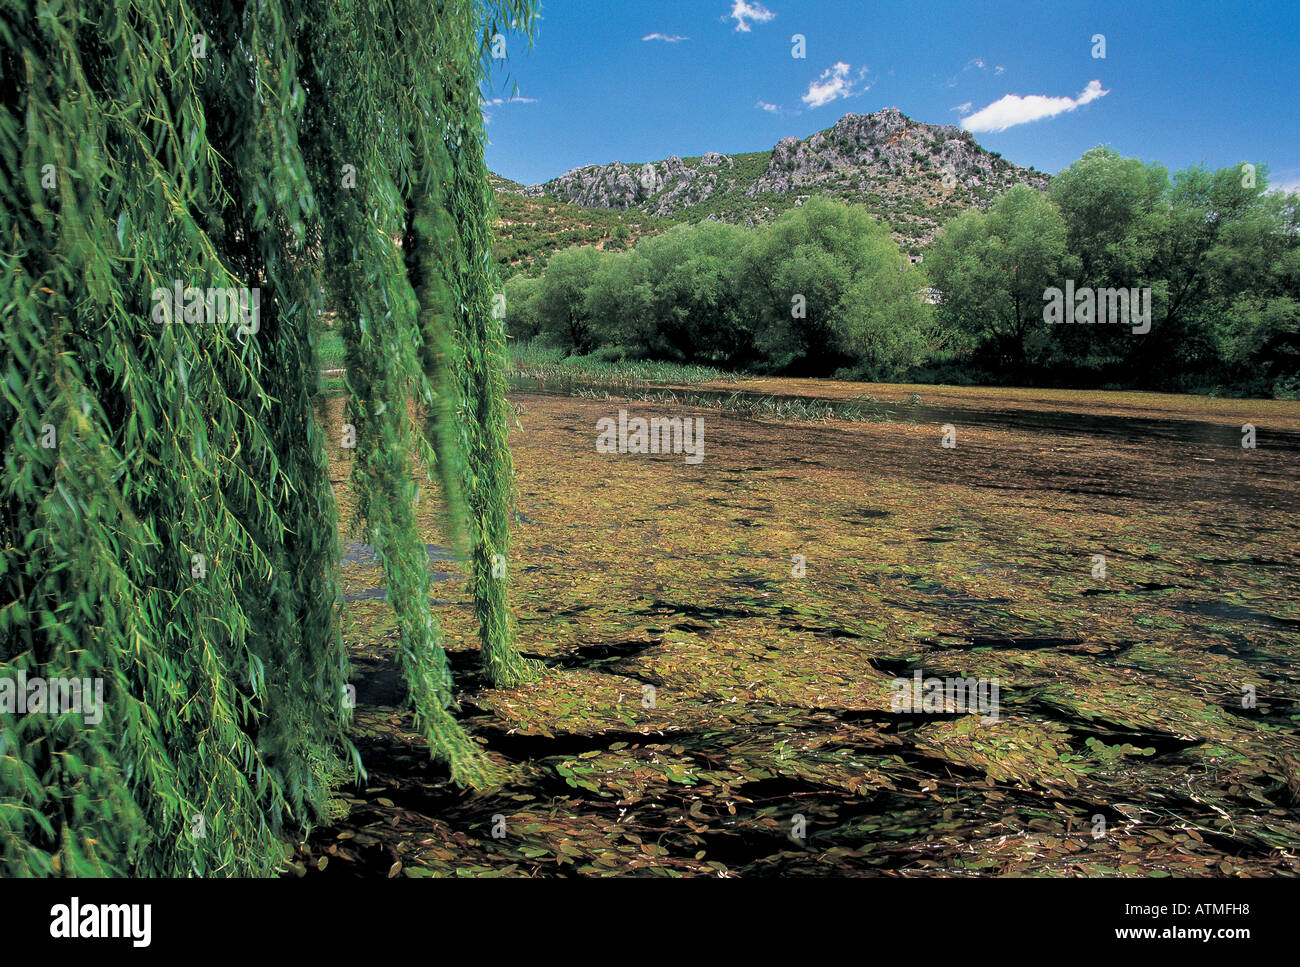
left=748, top=108, right=1045, bottom=196
left=528, top=155, right=730, bottom=217
left=506, top=108, right=1050, bottom=246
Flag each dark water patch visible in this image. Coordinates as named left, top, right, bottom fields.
left=1174, top=599, right=1300, bottom=630
left=941, top=635, right=1087, bottom=652
left=823, top=708, right=956, bottom=729
left=976, top=482, right=1157, bottom=501
left=846, top=509, right=892, bottom=525
left=556, top=604, right=595, bottom=617
left=780, top=622, right=864, bottom=640
left=704, top=496, right=749, bottom=508
left=1081, top=583, right=1181, bottom=597
left=1057, top=725, right=1201, bottom=758
left=473, top=725, right=702, bottom=760
left=351, top=658, right=408, bottom=706
left=640, top=600, right=768, bottom=623
left=1198, top=555, right=1295, bottom=569
left=343, top=572, right=459, bottom=604
left=1031, top=710, right=1206, bottom=756
left=349, top=649, right=492, bottom=708
left=1206, top=640, right=1298, bottom=668
left=868, top=657, right=916, bottom=676
left=548, top=638, right=665, bottom=668
left=341, top=543, right=374, bottom=566
left=901, top=580, right=1015, bottom=614
left=1221, top=700, right=1299, bottom=727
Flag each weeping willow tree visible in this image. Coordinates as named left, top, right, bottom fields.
left=0, top=0, right=536, bottom=876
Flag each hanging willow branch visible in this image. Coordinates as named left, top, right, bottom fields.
left=0, top=0, right=536, bottom=876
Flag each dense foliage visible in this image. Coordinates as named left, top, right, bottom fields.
left=510, top=150, right=1297, bottom=396
left=1, top=0, right=533, bottom=877
left=927, top=150, right=1299, bottom=394
left=505, top=198, right=935, bottom=378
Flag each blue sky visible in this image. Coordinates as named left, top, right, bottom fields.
left=482, top=0, right=1300, bottom=191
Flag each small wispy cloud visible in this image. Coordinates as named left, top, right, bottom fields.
left=994, top=65, right=1006, bottom=76
left=643, top=32, right=689, bottom=42
left=481, top=94, right=538, bottom=124
left=802, top=62, right=870, bottom=108
left=729, top=0, right=775, bottom=32
left=947, top=56, right=992, bottom=87
left=756, top=100, right=781, bottom=113
left=951, top=101, right=973, bottom=115
left=961, top=79, right=1109, bottom=133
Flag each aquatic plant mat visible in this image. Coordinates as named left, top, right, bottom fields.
left=299, top=381, right=1300, bottom=877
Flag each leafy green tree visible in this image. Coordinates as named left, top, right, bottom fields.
left=1045, top=148, right=1168, bottom=377
left=927, top=186, right=1076, bottom=374
left=535, top=246, right=604, bottom=353
left=1133, top=163, right=1280, bottom=386
left=504, top=273, right=545, bottom=342
left=584, top=250, right=651, bottom=350
left=634, top=222, right=753, bottom=363
left=745, top=199, right=930, bottom=375
left=1208, top=187, right=1300, bottom=394
left=1, top=0, right=535, bottom=877
left=1049, top=148, right=1168, bottom=286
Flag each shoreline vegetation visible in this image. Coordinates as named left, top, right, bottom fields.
left=495, top=150, right=1299, bottom=401
left=315, top=331, right=1300, bottom=427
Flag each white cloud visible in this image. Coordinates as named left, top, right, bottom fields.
left=481, top=95, right=538, bottom=124
left=969, top=58, right=985, bottom=69
left=960, top=79, right=1109, bottom=133
left=756, top=100, right=780, bottom=113
left=994, top=65, right=1006, bottom=75
left=729, top=1, right=775, bottom=32
left=643, top=33, right=689, bottom=42
left=802, top=62, right=870, bottom=108
left=952, top=101, right=973, bottom=114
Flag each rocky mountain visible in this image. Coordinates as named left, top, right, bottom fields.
left=500, top=108, right=1049, bottom=254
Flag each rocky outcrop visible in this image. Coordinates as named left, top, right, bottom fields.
left=506, top=108, right=1050, bottom=244
left=537, top=155, right=736, bottom=217
left=746, top=108, right=1047, bottom=198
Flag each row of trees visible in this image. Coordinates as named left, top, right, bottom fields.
left=504, top=199, right=936, bottom=377
left=506, top=150, right=1299, bottom=395
left=927, top=150, right=1299, bottom=394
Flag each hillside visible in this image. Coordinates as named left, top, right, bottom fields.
left=491, top=173, right=668, bottom=277
left=493, top=107, right=1050, bottom=273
